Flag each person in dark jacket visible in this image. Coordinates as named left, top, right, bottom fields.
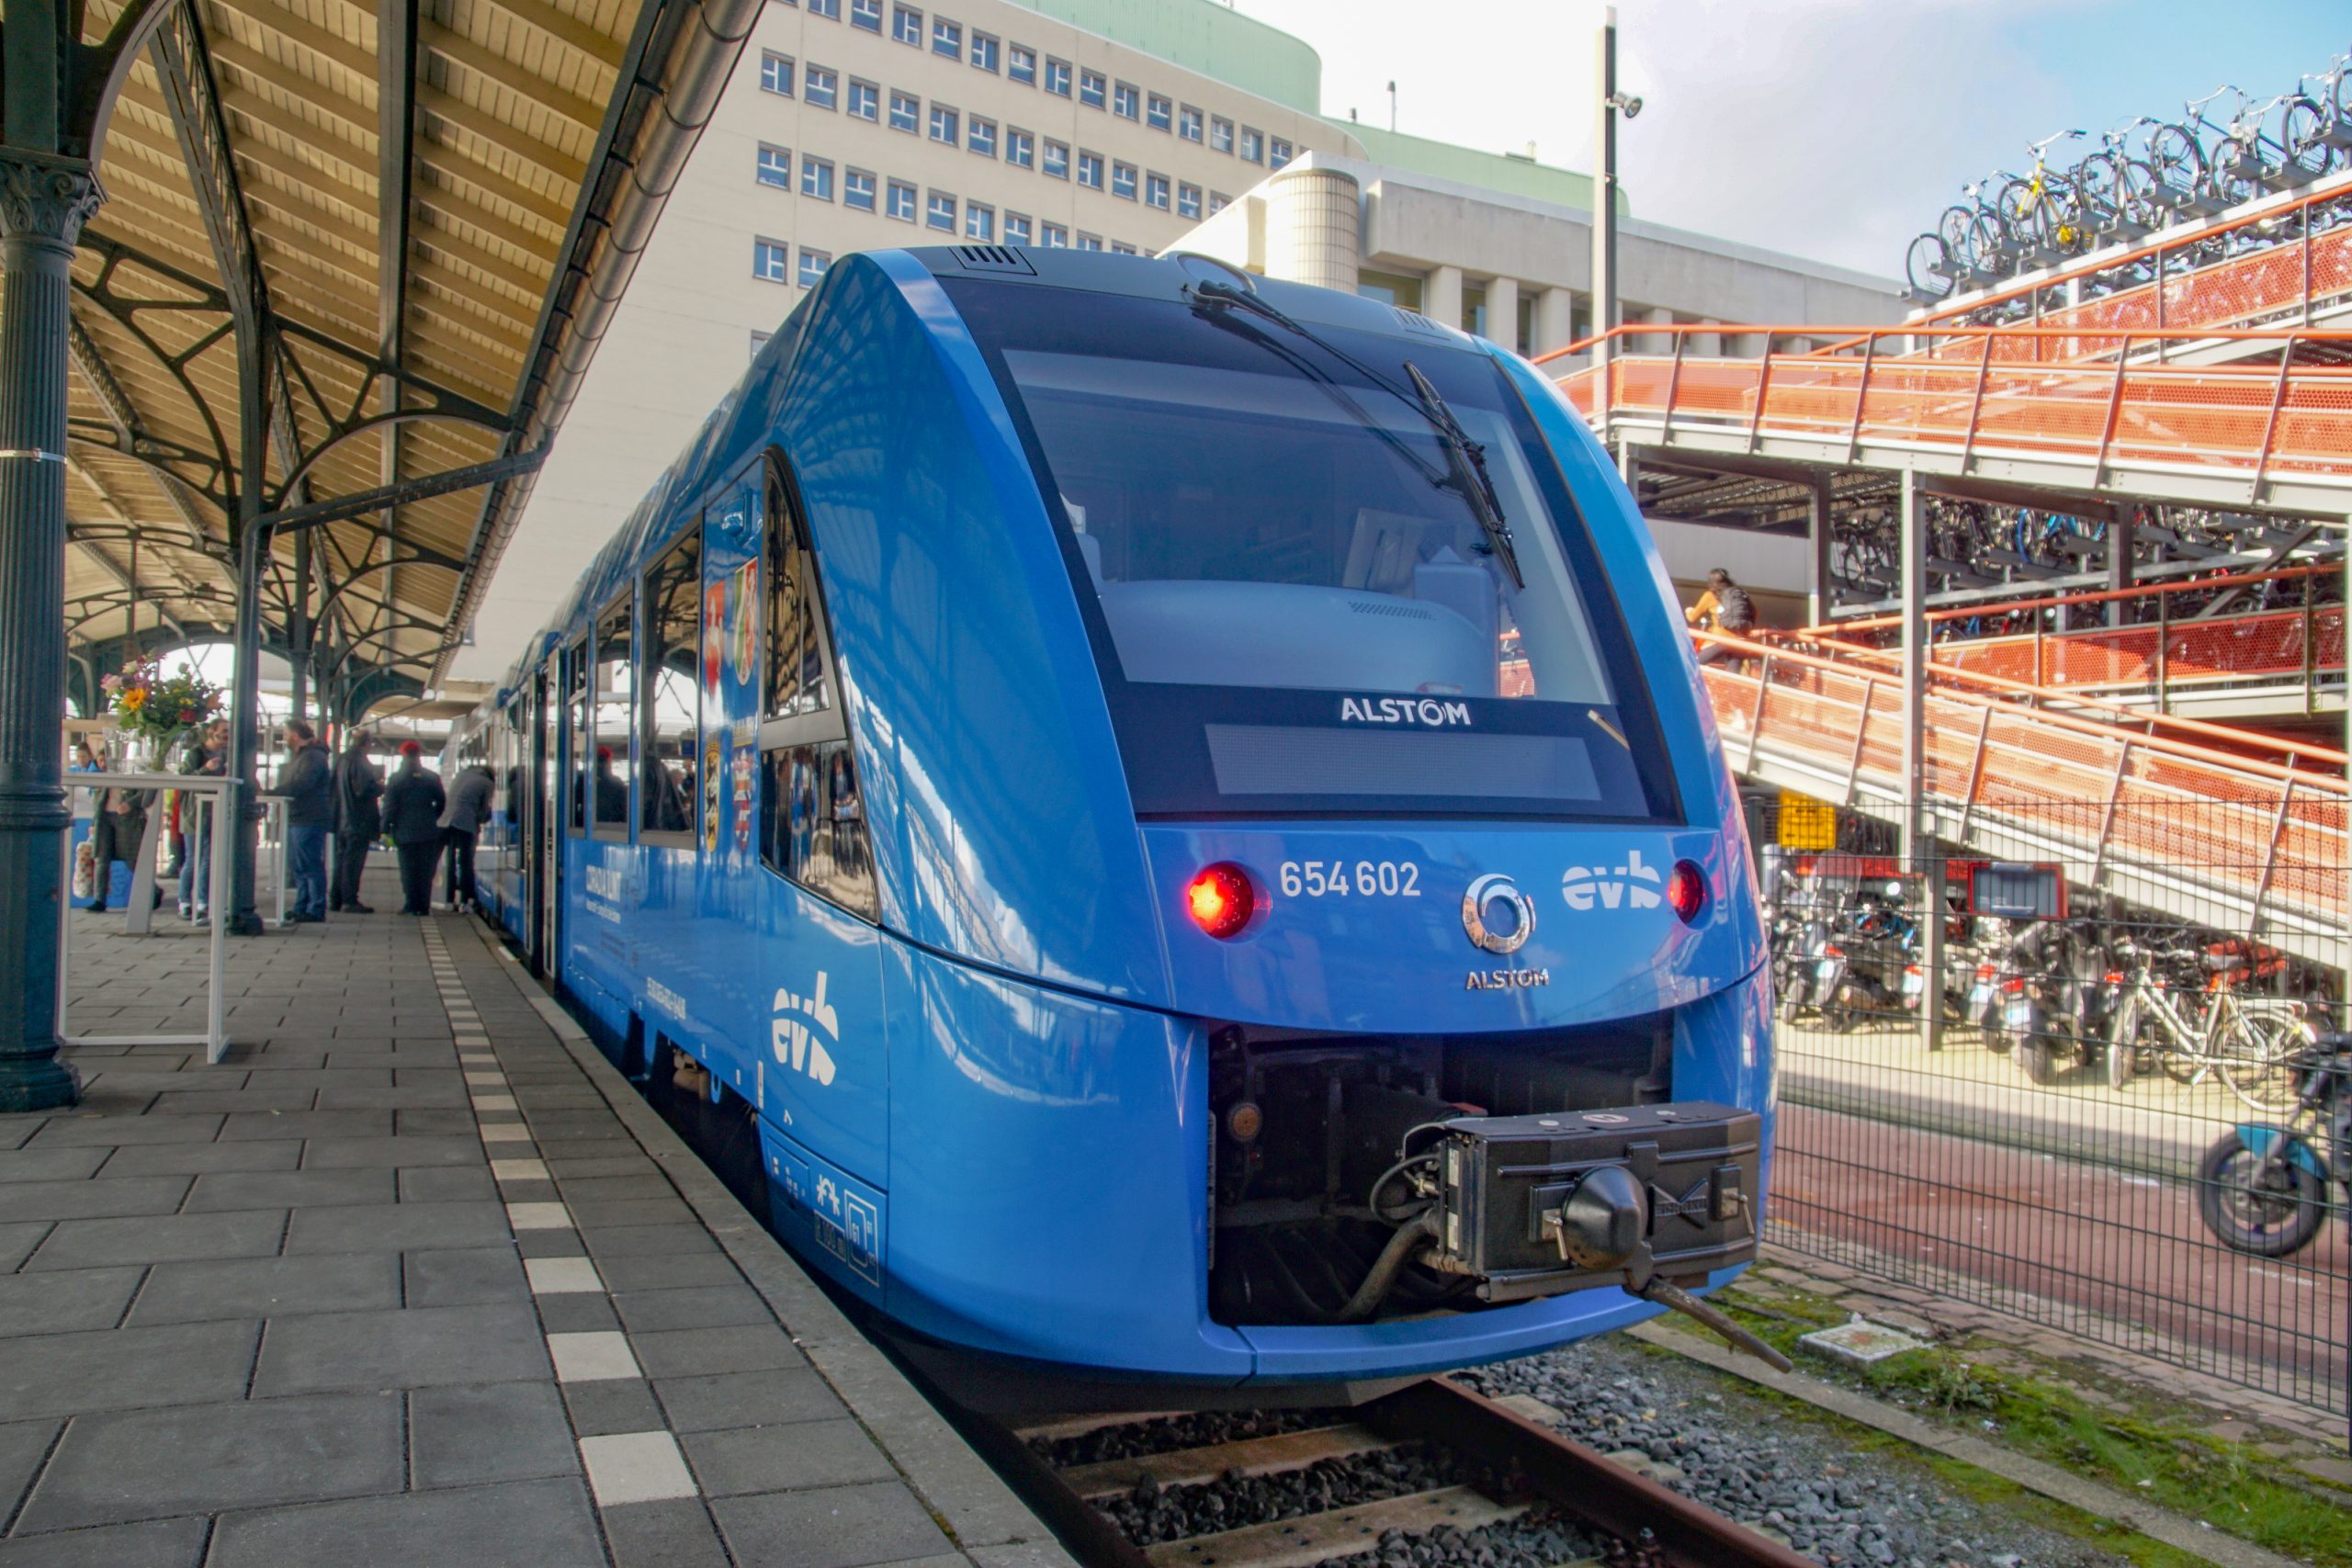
left=84, top=780, right=153, bottom=911
left=176, top=717, right=228, bottom=920
left=438, top=761, right=494, bottom=914
left=332, top=731, right=383, bottom=913
left=269, top=719, right=335, bottom=924
left=382, top=742, right=447, bottom=916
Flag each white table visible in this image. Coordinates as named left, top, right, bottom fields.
left=56, top=771, right=237, bottom=1063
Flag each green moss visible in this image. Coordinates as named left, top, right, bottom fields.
left=1690, top=1282, right=2352, bottom=1564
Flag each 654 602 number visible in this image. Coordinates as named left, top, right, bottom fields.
left=1278, top=860, right=1421, bottom=898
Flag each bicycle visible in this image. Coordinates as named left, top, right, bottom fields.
left=2075, top=118, right=2165, bottom=233
left=1997, top=130, right=2092, bottom=257
left=2211, top=89, right=2329, bottom=206
left=2105, top=938, right=2307, bottom=1110
left=1935, top=179, right=2010, bottom=280
left=2144, top=89, right=2236, bottom=212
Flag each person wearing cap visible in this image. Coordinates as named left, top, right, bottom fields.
left=382, top=741, right=447, bottom=917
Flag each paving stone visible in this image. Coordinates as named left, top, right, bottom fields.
left=0, top=1516, right=209, bottom=1566
left=207, top=1476, right=605, bottom=1568
left=217, top=1110, right=390, bottom=1142
left=0, top=1268, right=142, bottom=1336
left=284, top=1200, right=508, bottom=1254
left=526, top=1257, right=605, bottom=1294
left=630, top=1324, right=805, bottom=1379
left=183, top=1168, right=394, bottom=1213
left=569, top=1199, right=696, bottom=1229
left=298, top=1134, right=483, bottom=1169
left=25, top=1210, right=284, bottom=1272
left=0, top=1147, right=109, bottom=1184
left=564, top=1378, right=671, bottom=1438
left=394, top=1108, right=481, bottom=1136
left=398, top=1166, right=498, bottom=1203
left=614, top=1285, right=776, bottom=1335
left=411, top=1382, right=581, bottom=1488
left=517, top=1229, right=590, bottom=1259
left=137, top=1088, right=319, bottom=1116
left=598, top=1497, right=733, bottom=1568
left=96, top=1142, right=300, bottom=1178
left=537, top=1294, right=623, bottom=1334
left=252, top=1300, right=550, bottom=1395
left=583, top=1224, right=720, bottom=1259
left=653, top=1368, right=849, bottom=1434
left=0, top=1417, right=62, bottom=1527
left=0, top=1318, right=259, bottom=1418
left=402, top=1247, right=528, bottom=1306
left=28, top=1115, right=223, bottom=1147
left=129, top=1253, right=401, bottom=1326
left=710, top=1482, right=951, bottom=1568
left=17, top=1392, right=403, bottom=1530
left=684, top=1418, right=897, bottom=1496
left=596, top=1254, right=747, bottom=1292
left=547, top=1156, right=662, bottom=1179
left=0, top=1176, right=190, bottom=1224
left=548, top=1330, right=641, bottom=1382
left=581, top=1431, right=699, bottom=1506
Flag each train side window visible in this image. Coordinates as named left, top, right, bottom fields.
left=564, top=638, right=589, bottom=834
left=640, top=524, right=702, bottom=844
left=592, top=595, right=635, bottom=839
left=757, top=457, right=876, bottom=919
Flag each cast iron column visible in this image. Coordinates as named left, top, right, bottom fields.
left=0, top=152, right=103, bottom=1111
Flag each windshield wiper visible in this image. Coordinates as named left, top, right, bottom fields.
left=1404, top=360, right=1521, bottom=590
left=1188, top=279, right=1523, bottom=589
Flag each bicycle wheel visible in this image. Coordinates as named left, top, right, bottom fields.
left=1905, top=233, right=1952, bottom=298
left=2074, top=154, right=2121, bottom=228
left=2220, top=1011, right=2302, bottom=1112
left=2282, top=96, right=2332, bottom=178
left=1966, top=211, right=2007, bottom=275
left=1996, top=180, right=2044, bottom=249
left=2147, top=122, right=2204, bottom=197
left=2118, top=158, right=2162, bottom=226
left=2210, top=138, right=2261, bottom=208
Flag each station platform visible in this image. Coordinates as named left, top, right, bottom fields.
left=2, top=875, right=1069, bottom=1568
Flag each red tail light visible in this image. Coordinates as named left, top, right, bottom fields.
left=1667, top=860, right=1706, bottom=924
left=1184, top=863, right=1255, bottom=941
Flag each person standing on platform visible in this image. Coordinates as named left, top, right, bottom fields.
left=83, top=777, right=152, bottom=910
left=383, top=742, right=447, bottom=917
left=270, top=719, right=334, bottom=925
left=332, top=730, right=383, bottom=914
left=439, top=759, right=494, bottom=914
left=177, top=718, right=228, bottom=921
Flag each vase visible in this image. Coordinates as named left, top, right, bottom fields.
left=114, top=730, right=155, bottom=773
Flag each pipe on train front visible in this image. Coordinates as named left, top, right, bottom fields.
left=691, top=247, right=1771, bottom=1404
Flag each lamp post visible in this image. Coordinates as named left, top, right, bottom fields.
left=1592, top=7, right=1640, bottom=387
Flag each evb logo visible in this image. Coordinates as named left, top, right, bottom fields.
left=771, top=973, right=840, bottom=1088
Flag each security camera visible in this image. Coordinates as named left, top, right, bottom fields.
left=1621, top=94, right=1642, bottom=118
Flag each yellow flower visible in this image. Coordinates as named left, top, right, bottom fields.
left=121, top=689, right=145, bottom=710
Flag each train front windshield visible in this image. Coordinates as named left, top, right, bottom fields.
left=947, top=279, right=1679, bottom=822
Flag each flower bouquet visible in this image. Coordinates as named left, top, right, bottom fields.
left=102, top=659, right=223, bottom=770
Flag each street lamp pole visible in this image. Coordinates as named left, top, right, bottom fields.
left=1593, top=6, right=1619, bottom=386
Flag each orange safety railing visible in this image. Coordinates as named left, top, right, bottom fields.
left=1691, top=631, right=2347, bottom=941
left=1538, top=323, right=2352, bottom=494
left=1806, top=565, right=2346, bottom=705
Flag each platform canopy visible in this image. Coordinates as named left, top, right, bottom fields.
left=44, top=0, right=757, bottom=718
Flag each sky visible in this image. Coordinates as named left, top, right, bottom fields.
left=1231, top=0, right=2346, bottom=277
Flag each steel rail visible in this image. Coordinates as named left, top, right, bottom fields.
left=989, top=1378, right=1811, bottom=1568
left=1813, top=562, right=2338, bottom=636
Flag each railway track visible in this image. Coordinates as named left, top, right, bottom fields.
left=967, top=1378, right=1815, bottom=1568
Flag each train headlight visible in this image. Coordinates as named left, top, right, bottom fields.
left=1184, top=863, right=1256, bottom=941
left=1667, top=860, right=1707, bottom=925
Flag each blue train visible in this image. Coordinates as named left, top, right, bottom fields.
left=451, top=247, right=1775, bottom=1403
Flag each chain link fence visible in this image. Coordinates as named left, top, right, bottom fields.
left=1747, top=790, right=2349, bottom=1416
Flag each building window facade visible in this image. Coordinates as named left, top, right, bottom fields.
left=754, top=239, right=788, bottom=281
left=1076, top=150, right=1103, bottom=189
left=931, top=17, right=959, bottom=57
left=887, top=178, right=917, bottom=220
left=926, top=190, right=956, bottom=231
left=928, top=104, right=958, bottom=143
left=1078, top=69, right=1105, bottom=108
left=888, top=90, right=918, bottom=131
left=1208, top=191, right=1229, bottom=214
left=1144, top=172, right=1169, bottom=209
left=1210, top=116, right=1234, bottom=153
left=1040, top=221, right=1069, bottom=247
left=1147, top=92, right=1171, bottom=131
left=967, top=116, right=996, bottom=156
left=799, top=156, right=833, bottom=199
left=807, top=0, right=838, bottom=17
left=798, top=248, right=831, bottom=288
left=756, top=144, right=791, bottom=187
left=1110, top=161, right=1136, bottom=200
left=1005, top=128, right=1033, bottom=167
left=1178, top=104, right=1203, bottom=142
left=965, top=202, right=994, bottom=240
left=848, top=78, right=878, bottom=118
left=892, top=5, right=921, bottom=44
left=1003, top=212, right=1031, bottom=243
left=1113, top=81, right=1138, bottom=119
left=1238, top=126, right=1262, bottom=163
left=1007, top=44, right=1035, bottom=84
left=759, top=51, right=793, bottom=95
left=804, top=66, right=837, bottom=109
left=1177, top=182, right=1201, bottom=219
left=1269, top=137, right=1293, bottom=170
left=844, top=167, right=876, bottom=210
left=1044, top=57, right=1070, bottom=96
left=850, top=0, right=880, bottom=29
left=970, top=31, right=998, bottom=71
left=1076, top=232, right=1102, bottom=252
left=1042, top=139, right=1069, bottom=179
